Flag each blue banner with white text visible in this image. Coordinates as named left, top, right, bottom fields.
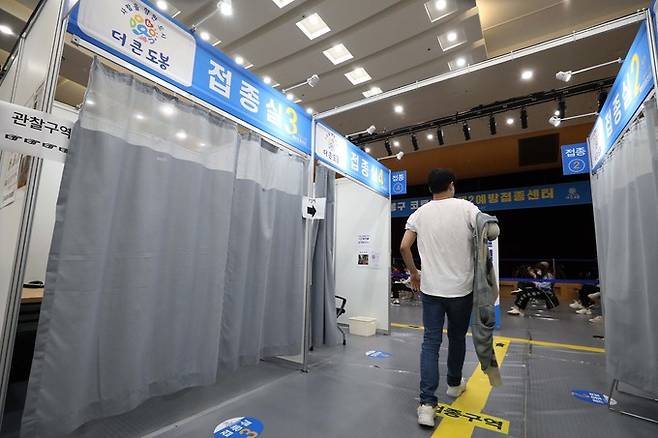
left=391, top=171, right=407, bottom=195
left=561, top=143, right=590, bottom=175
left=68, top=0, right=312, bottom=155
left=391, top=181, right=592, bottom=218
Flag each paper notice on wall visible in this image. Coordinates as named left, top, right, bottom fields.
left=1, top=151, right=21, bottom=208
left=356, top=233, right=380, bottom=268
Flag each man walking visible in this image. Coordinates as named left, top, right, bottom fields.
left=399, top=169, right=480, bottom=428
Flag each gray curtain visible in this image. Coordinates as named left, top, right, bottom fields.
left=310, top=166, right=339, bottom=347
left=591, top=101, right=658, bottom=396
left=21, top=61, right=306, bottom=436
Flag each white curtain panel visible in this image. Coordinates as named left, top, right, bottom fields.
left=591, top=101, right=658, bottom=396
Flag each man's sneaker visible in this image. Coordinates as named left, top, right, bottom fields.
left=589, top=316, right=603, bottom=323
left=446, top=378, right=467, bottom=398
left=569, top=300, right=584, bottom=310
left=417, top=404, right=435, bottom=427
left=576, top=308, right=592, bottom=315
left=588, top=292, right=601, bottom=301
left=507, top=307, right=523, bottom=316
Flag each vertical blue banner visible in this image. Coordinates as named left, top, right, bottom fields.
left=588, top=22, right=654, bottom=172
left=561, top=143, right=590, bottom=175
left=391, top=171, right=407, bottom=195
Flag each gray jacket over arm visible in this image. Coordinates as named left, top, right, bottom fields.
left=471, top=212, right=502, bottom=386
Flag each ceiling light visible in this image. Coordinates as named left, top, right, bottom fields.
left=506, top=117, right=514, bottom=125
left=425, top=0, right=455, bottom=23
left=365, top=147, right=371, bottom=153
left=234, top=55, right=244, bottom=65
left=156, top=1, right=168, bottom=11
left=366, top=125, right=376, bottom=135
left=134, top=113, right=145, bottom=120
left=435, top=0, right=447, bottom=10
left=200, top=31, right=211, bottom=41
left=554, top=110, right=560, bottom=116
left=396, top=151, right=404, bottom=160
left=558, top=98, right=566, bottom=118
left=263, top=76, right=272, bottom=85
left=456, top=57, right=466, bottom=67
left=438, top=29, right=466, bottom=51
left=427, top=133, right=434, bottom=140
left=272, top=0, right=296, bottom=7
left=345, top=67, right=371, bottom=85
left=306, top=108, right=314, bottom=115
left=411, top=134, right=419, bottom=151
left=176, top=130, right=188, bottom=140
left=286, top=93, right=295, bottom=101
left=521, top=70, right=534, bottom=81
left=556, top=71, right=573, bottom=82
left=393, top=140, right=400, bottom=147
left=394, top=104, right=404, bottom=114
left=489, top=115, right=497, bottom=135
left=218, top=0, right=233, bottom=16
left=323, top=43, right=354, bottom=65
left=437, top=127, right=445, bottom=145
left=447, top=31, right=457, bottom=42
left=160, top=104, right=175, bottom=116
left=462, top=122, right=471, bottom=141
left=363, top=87, right=382, bottom=98
left=384, top=140, right=392, bottom=155
left=520, top=107, right=528, bottom=129
left=296, top=13, right=331, bottom=40
left=0, top=24, right=14, bottom=35
left=549, top=116, right=561, bottom=127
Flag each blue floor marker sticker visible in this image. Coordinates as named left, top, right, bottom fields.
left=366, top=350, right=392, bottom=359
left=571, top=390, right=617, bottom=406
left=213, top=417, right=264, bottom=437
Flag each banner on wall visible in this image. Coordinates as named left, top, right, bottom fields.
left=314, top=122, right=391, bottom=197
left=391, top=181, right=592, bottom=218
left=561, top=143, right=589, bottom=175
left=68, top=0, right=312, bottom=155
left=0, top=100, right=73, bottom=163
left=588, top=21, right=654, bottom=173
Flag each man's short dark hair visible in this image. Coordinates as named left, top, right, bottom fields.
left=428, top=168, right=455, bottom=194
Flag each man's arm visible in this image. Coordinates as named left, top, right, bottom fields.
left=400, top=230, right=420, bottom=291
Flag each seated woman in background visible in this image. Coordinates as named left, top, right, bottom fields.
left=508, top=262, right=559, bottom=316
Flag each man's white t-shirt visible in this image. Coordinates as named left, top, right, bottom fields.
left=405, top=198, right=480, bottom=298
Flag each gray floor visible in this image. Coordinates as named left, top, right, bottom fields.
left=63, top=297, right=658, bottom=438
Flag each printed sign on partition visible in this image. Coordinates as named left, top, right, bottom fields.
left=314, top=122, right=391, bottom=196
left=588, top=22, right=654, bottom=172
left=0, top=100, right=73, bottom=163
left=561, top=143, right=589, bottom=175
left=68, top=0, right=313, bottom=155
left=75, top=0, right=196, bottom=86
left=213, top=417, right=264, bottom=437
left=391, top=170, right=407, bottom=195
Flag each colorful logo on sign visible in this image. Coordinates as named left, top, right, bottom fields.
left=128, top=12, right=160, bottom=45
left=571, top=390, right=617, bottom=406
left=213, top=417, right=264, bottom=437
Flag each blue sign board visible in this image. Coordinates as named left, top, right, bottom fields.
left=366, top=350, right=392, bottom=359
left=571, top=390, right=616, bottom=407
left=315, top=122, right=391, bottom=197
left=68, top=0, right=312, bottom=155
left=561, top=143, right=590, bottom=175
left=391, top=171, right=407, bottom=195
left=588, top=22, right=654, bottom=172
left=213, top=417, right=264, bottom=437
left=391, top=181, right=592, bottom=218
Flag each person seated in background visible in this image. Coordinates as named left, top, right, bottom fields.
left=391, top=265, right=412, bottom=305
left=508, top=262, right=559, bottom=316
left=569, top=272, right=600, bottom=315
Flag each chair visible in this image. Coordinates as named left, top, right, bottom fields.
left=336, top=295, right=347, bottom=346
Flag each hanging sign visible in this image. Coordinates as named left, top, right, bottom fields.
left=68, top=0, right=312, bottom=155
left=391, top=170, right=407, bottom=195
left=588, top=22, right=654, bottom=173
left=391, top=181, right=592, bottom=218
left=561, top=143, right=590, bottom=175
left=571, top=389, right=617, bottom=406
left=314, top=122, right=391, bottom=197
left=302, top=196, right=326, bottom=220
left=213, top=417, right=264, bottom=437
left=0, top=100, right=73, bottom=163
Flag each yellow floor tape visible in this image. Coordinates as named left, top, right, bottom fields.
left=390, top=322, right=605, bottom=354
left=432, top=339, right=511, bottom=437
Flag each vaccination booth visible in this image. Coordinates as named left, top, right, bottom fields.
left=0, top=0, right=392, bottom=435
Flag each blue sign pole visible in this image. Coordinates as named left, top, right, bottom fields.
left=561, top=143, right=590, bottom=175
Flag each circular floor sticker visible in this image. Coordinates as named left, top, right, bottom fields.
left=571, top=389, right=617, bottom=406
left=366, top=350, right=392, bottom=359
left=213, top=417, right=264, bottom=437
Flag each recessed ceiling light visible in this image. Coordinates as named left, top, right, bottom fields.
left=438, top=29, right=466, bottom=51
left=134, top=113, right=145, bottom=120
left=156, top=1, right=168, bottom=11
left=393, top=140, right=400, bottom=147
left=394, top=104, right=404, bottom=114
left=234, top=55, right=244, bottom=65
left=263, top=76, right=272, bottom=85
left=272, top=0, right=296, bottom=7
left=200, top=31, right=210, bottom=41
left=362, top=87, right=383, bottom=98
left=521, top=70, right=534, bottom=80
left=506, top=118, right=514, bottom=125
left=175, top=130, right=187, bottom=140
left=427, top=133, right=434, bottom=140
left=296, top=13, right=331, bottom=40
left=323, top=43, right=354, bottom=65
left=218, top=0, right=233, bottom=16
left=306, top=108, right=314, bottom=114
left=85, top=99, right=95, bottom=106
left=365, top=147, right=371, bottom=153
left=447, top=31, right=457, bottom=42
left=286, top=93, right=295, bottom=101
left=435, top=0, right=447, bottom=10
left=160, top=104, right=175, bottom=116
left=425, top=0, right=455, bottom=23
left=0, top=24, right=14, bottom=35
left=345, top=67, right=372, bottom=85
